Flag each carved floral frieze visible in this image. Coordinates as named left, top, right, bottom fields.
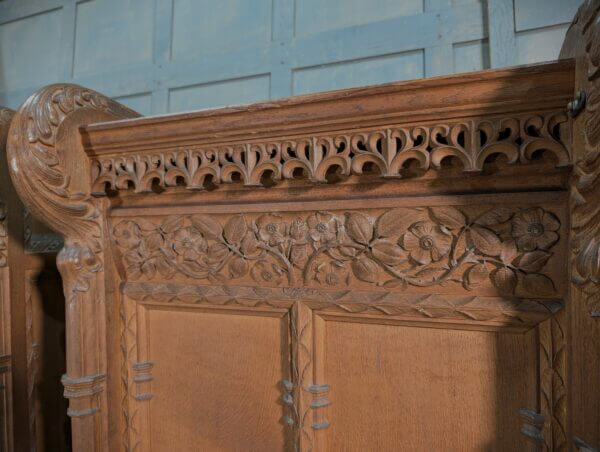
left=112, top=204, right=563, bottom=297
left=92, top=111, right=570, bottom=194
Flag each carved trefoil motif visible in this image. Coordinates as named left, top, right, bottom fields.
left=91, top=111, right=570, bottom=194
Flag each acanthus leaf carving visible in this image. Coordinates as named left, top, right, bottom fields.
left=6, top=84, right=140, bottom=451
left=563, top=0, right=600, bottom=316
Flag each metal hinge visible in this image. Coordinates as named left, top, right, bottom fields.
left=568, top=90, right=587, bottom=118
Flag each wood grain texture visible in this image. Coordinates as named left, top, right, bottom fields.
left=561, top=1, right=600, bottom=448
left=6, top=58, right=588, bottom=450
left=0, top=105, right=69, bottom=452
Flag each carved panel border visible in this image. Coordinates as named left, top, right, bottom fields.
left=123, top=282, right=562, bottom=331
left=119, top=292, right=318, bottom=451
left=91, top=110, right=570, bottom=194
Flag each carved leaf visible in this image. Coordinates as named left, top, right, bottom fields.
left=207, top=243, right=229, bottom=263
left=161, top=216, right=185, bottom=234
left=156, top=256, right=175, bottom=279
left=290, top=244, right=309, bottom=268
left=382, top=279, right=407, bottom=289
left=136, top=218, right=158, bottom=233
left=429, top=207, right=467, bottom=230
left=338, top=244, right=358, bottom=258
left=228, top=256, right=249, bottom=278
left=518, top=250, right=552, bottom=273
left=371, top=239, right=407, bottom=265
left=465, top=263, right=489, bottom=289
left=469, top=225, right=502, bottom=256
left=240, top=232, right=259, bottom=256
left=375, top=208, right=414, bottom=238
left=499, top=239, right=519, bottom=264
left=224, top=215, right=247, bottom=245
left=140, top=260, right=157, bottom=279
left=351, top=257, right=379, bottom=283
left=475, top=207, right=513, bottom=226
left=191, top=214, right=223, bottom=239
left=345, top=212, right=373, bottom=245
left=522, top=274, right=555, bottom=296
left=454, top=232, right=468, bottom=258
left=145, top=232, right=164, bottom=251
left=491, top=267, right=517, bottom=294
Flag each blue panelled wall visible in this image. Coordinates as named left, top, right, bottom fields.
left=0, top=0, right=583, bottom=115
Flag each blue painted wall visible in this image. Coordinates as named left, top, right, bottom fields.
left=0, top=0, right=583, bottom=115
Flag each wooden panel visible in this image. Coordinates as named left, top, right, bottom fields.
left=0, top=9, right=62, bottom=90
left=168, top=74, right=270, bottom=112
left=292, top=50, right=424, bottom=95
left=516, top=25, right=570, bottom=65
left=294, top=0, right=422, bottom=36
left=171, top=0, right=272, bottom=59
left=115, top=93, right=152, bottom=116
left=514, top=0, right=581, bottom=32
left=453, top=39, right=490, bottom=73
left=141, top=304, right=288, bottom=451
left=323, top=318, right=538, bottom=450
left=73, top=0, right=153, bottom=76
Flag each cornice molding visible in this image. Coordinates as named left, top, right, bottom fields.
left=90, top=110, right=571, bottom=194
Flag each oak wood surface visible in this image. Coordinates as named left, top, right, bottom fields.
left=4, top=13, right=599, bottom=449
left=0, top=108, right=69, bottom=451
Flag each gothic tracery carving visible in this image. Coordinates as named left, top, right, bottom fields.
left=91, top=111, right=570, bottom=194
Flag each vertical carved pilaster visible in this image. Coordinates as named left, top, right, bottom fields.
left=6, top=85, right=139, bottom=451
left=539, top=314, right=568, bottom=451
left=561, top=0, right=600, bottom=446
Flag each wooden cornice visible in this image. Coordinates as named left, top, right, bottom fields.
left=81, top=61, right=575, bottom=197
left=83, top=61, right=574, bottom=153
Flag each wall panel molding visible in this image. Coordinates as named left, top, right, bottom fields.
left=0, top=0, right=584, bottom=114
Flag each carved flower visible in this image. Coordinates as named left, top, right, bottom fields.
left=113, top=221, right=141, bottom=249
left=289, top=217, right=308, bottom=241
left=307, top=212, right=337, bottom=243
left=511, top=208, right=559, bottom=251
left=257, top=214, right=286, bottom=246
left=124, top=245, right=157, bottom=279
left=400, top=221, right=452, bottom=265
left=172, top=227, right=207, bottom=261
left=250, top=260, right=283, bottom=285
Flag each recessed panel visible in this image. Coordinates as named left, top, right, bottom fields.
left=453, top=39, right=490, bottom=73
left=515, top=0, right=581, bottom=32
left=73, top=0, right=153, bottom=76
left=294, top=0, right=422, bottom=36
left=168, top=74, right=270, bottom=112
left=324, top=320, right=538, bottom=451
left=292, top=51, right=424, bottom=95
left=115, top=93, right=152, bottom=116
left=171, top=0, right=272, bottom=60
left=147, top=307, right=287, bottom=451
left=516, top=24, right=569, bottom=65
left=0, top=9, right=62, bottom=90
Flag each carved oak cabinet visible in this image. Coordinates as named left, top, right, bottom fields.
left=5, top=2, right=600, bottom=450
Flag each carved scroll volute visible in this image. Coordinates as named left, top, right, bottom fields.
left=6, top=84, right=140, bottom=452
